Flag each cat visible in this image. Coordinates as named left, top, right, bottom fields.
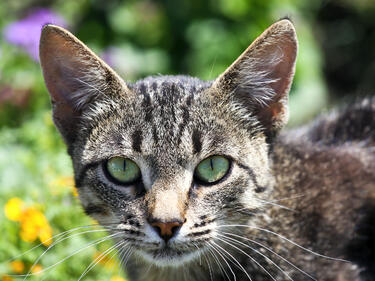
left=39, top=19, right=375, bottom=281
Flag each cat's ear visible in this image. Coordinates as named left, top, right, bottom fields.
left=212, top=19, right=297, bottom=137
left=39, top=24, right=128, bottom=144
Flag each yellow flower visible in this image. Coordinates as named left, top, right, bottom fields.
left=31, top=264, right=43, bottom=275
left=4, top=198, right=24, bottom=221
left=20, top=221, right=38, bottom=243
left=2, top=275, right=14, bottom=281
left=93, top=251, right=116, bottom=269
left=39, top=227, right=53, bottom=246
left=10, top=260, right=25, bottom=273
left=50, top=176, right=74, bottom=189
left=5, top=199, right=53, bottom=246
left=72, top=186, right=79, bottom=197
left=19, top=207, right=53, bottom=246
left=49, top=176, right=75, bottom=195
left=110, top=276, right=127, bottom=281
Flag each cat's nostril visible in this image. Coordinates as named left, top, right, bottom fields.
left=150, top=221, right=183, bottom=242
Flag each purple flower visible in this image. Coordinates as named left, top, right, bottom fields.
left=3, top=8, right=67, bottom=61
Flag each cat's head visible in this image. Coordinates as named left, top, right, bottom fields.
left=39, top=20, right=297, bottom=267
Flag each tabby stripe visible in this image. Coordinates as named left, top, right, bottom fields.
left=192, top=129, right=202, bottom=154
left=177, top=106, right=190, bottom=145
left=142, top=91, right=153, bottom=122
left=132, top=130, right=143, bottom=153
left=75, top=162, right=100, bottom=188
left=152, top=126, right=159, bottom=144
left=83, top=204, right=108, bottom=215
left=188, top=230, right=211, bottom=237
left=237, top=162, right=267, bottom=193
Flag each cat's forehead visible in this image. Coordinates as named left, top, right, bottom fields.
left=129, top=75, right=212, bottom=101
left=81, top=75, right=257, bottom=168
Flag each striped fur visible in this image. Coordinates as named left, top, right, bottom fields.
left=40, top=20, right=375, bottom=281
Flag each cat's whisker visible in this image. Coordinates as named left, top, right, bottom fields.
left=233, top=207, right=259, bottom=217
left=144, top=259, right=154, bottom=276
left=192, top=243, right=202, bottom=266
left=201, top=249, right=214, bottom=281
left=115, top=247, right=127, bottom=273
left=193, top=241, right=214, bottom=280
left=212, top=240, right=254, bottom=281
left=218, top=224, right=350, bottom=262
left=267, top=193, right=307, bottom=203
left=254, top=198, right=297, bottom=212
left=215, top=235, right=279, bottom=281
left=119, top=246, right=134, bottom=269
left=78, top=243, right=119, bottom=281
left=16, top=232, right=123, bottom=279
left=109, top=245, right=126, bottom=277
left=209, top=241, right=240, bottom=281
left=7, top=224, right=109, bottom=263
left=24, top=228, right=115, bottom=280
left=203, top=255, right=214, bottom=281
left=78, top=240, right=126, bottom=281
left=206, top=244, right=231, bottom=281
left=222, top=231, right=317, bottom=281
left=217, top=233, right=293, bottom=281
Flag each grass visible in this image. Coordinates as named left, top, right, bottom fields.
left=0, top=110, right=128, bottom=281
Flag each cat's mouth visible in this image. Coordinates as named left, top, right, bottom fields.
left=138, top=245, right=203, bottom=267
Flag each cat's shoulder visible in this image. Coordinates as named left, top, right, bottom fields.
left=283, top=97, right=375, bottom=148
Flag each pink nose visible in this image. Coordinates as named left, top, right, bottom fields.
left=150, top=221, right=183, bottom=242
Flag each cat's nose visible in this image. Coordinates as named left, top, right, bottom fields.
left=150, top=220, right=183, bottom=242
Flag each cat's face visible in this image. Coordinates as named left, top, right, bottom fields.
left=72, top=76, right=273, bottom=266
left=39, top=20, right=297, bottom=267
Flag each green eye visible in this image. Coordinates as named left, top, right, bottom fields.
left=106, top=157, right=141, bottom=184
left=195, top=156, right=230, bottom=184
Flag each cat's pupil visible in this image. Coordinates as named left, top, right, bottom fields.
left=210, top=158, right=214, bottom=170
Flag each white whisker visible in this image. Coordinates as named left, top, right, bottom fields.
left=254, top=198, right=296, bottom=212
left=207, top=244, right=231, bottom=281
left=216, top=235, right=278, bottom=281
left=209, top=241, right=238, bottom=281
left=78, top=240, right=126, bottom=280
left=223, top=231, right=317, bottom=280
left=6, top=225, right=109, bottom=263
left=24, top=228, right=114, bottom=280
left=14, top=232, right=123, bottom=279
left=218, top=224, right=349, bottom=262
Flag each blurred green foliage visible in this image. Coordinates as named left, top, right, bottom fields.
left=0, top=0, right=374, bottom=280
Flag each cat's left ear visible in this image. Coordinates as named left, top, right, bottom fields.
left=212, top=19, right=297, bottom=137
left=40, top=25, right=129, bottom=144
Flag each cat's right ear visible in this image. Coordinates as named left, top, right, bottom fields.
left=39, top=25, right=129, bottom=144
left=212, top=19, right=297, bottom=138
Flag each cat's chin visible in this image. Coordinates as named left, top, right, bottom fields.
left=137, top=247, right=203, bottom=267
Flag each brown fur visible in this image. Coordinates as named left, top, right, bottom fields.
left=39, top=19, right=375, bottom=281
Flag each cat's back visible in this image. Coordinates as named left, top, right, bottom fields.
left=275, top=97, right=375, bottom=191
left=299, top=97, right=375, bottom=146
left=270, top=97, right=375, bottom=280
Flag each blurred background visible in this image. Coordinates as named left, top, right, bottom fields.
left=0, top=0, right=374, bottom=280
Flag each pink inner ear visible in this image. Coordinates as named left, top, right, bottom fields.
left=40, top=28, right=85, bottom=106
left=39, top=26, right=103, bottom=143
left=255, top=39, right=296, bottom=129
left=268, top=42, right=297, bottom=102
left=212, top=20, right=297, bottom=133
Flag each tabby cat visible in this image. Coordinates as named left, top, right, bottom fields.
left=39, top=19, right=375, bottom=281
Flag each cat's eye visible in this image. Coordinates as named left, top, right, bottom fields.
left=106, top=157, right=141, bottom=184
left=194, top=156, right=230, bottom=184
